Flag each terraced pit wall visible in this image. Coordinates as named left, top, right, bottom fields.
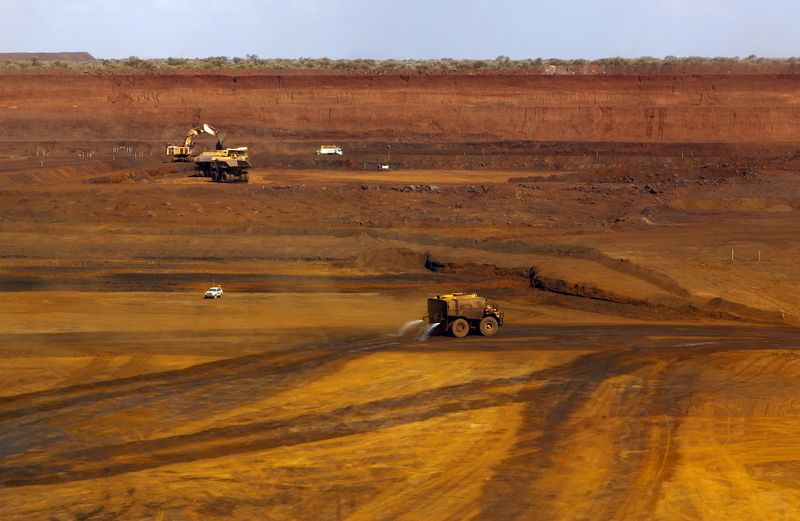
left=1, top=72, right=799, bottom=144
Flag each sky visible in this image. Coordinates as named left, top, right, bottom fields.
left=2, top=0, right=799, bottom=60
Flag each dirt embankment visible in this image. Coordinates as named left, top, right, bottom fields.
left=417, top=250, right=786, bottom=325
left=2, top=73, right=800, bottom=144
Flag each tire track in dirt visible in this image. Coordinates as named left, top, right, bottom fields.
left=605, top=359, right=700, bottom=520
left=0, top=325, right=624, bottom=485
left=0, top=335, right=401, bottom=460
left=474, top=348, right=658, bottom=520
left=56, top=353, right=114, bottom=388
left=473, top=328, right=796, bottom=520
left=0, top=374, right=530, bottom=487
left=111, top=353, right=155, bottom=380
left=681, top=401, right=776, bottom=520
left=0, top=326, right=768, bottom=489
left=2, top=326, right=797, bottom=499
left=0, top=334, right=382, bottom=418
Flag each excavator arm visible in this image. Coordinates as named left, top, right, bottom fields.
left=183, top=123, right=220, bottom=148
left=167, top=123, right=225, bottom=160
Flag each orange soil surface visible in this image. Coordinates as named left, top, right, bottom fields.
left=2, top=71, right=800, bottom=519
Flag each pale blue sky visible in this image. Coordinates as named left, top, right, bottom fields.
left=2, top=0, right=799, bottom=59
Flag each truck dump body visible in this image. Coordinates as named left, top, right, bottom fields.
left=194, top=147, right=251, bottom=183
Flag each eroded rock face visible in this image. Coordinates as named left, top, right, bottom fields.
left=2, top=72, right=800, bottom=144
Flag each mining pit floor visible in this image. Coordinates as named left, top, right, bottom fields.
left=3, top=71, right=800, bottom=519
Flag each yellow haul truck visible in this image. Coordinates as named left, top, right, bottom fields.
left=194, top=147, right=251, bottom=183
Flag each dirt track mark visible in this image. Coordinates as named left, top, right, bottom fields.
left=56, top=354, right=114, bottom=387
left=3, top=325, right=787, bottom=490
left=0, top=374, right=530, bottom=487
left=0, top=336, right=400, bottom=460
left=607, top=360, right=699, bottom=520
left=0, top=334, right=379, bottom=417
left=112, top=353, right=155, bottom=380
left=2, top=326, right=797, bottom=497
left=473, top=335, right=751, bottom=520
left=475, top=348, right=654, bottom=520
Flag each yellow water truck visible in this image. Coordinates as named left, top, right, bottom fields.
left=427, top=293, right=504, bottom=338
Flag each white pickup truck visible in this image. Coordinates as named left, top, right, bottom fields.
left=316, top=145, right=343, bottom=156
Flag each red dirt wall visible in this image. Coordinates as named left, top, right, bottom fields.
left=1, top=73, right=799, bottom=144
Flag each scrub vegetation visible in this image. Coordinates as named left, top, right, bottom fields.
left=2, top=54, right=800, bottom=74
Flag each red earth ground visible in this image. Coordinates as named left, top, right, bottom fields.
left=2, top=71, right=800, bottom=520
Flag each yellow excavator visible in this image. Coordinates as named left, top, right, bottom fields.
left=166, top=123, right=221, bottom=161
left=166, top=124, right=251, bottom=183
